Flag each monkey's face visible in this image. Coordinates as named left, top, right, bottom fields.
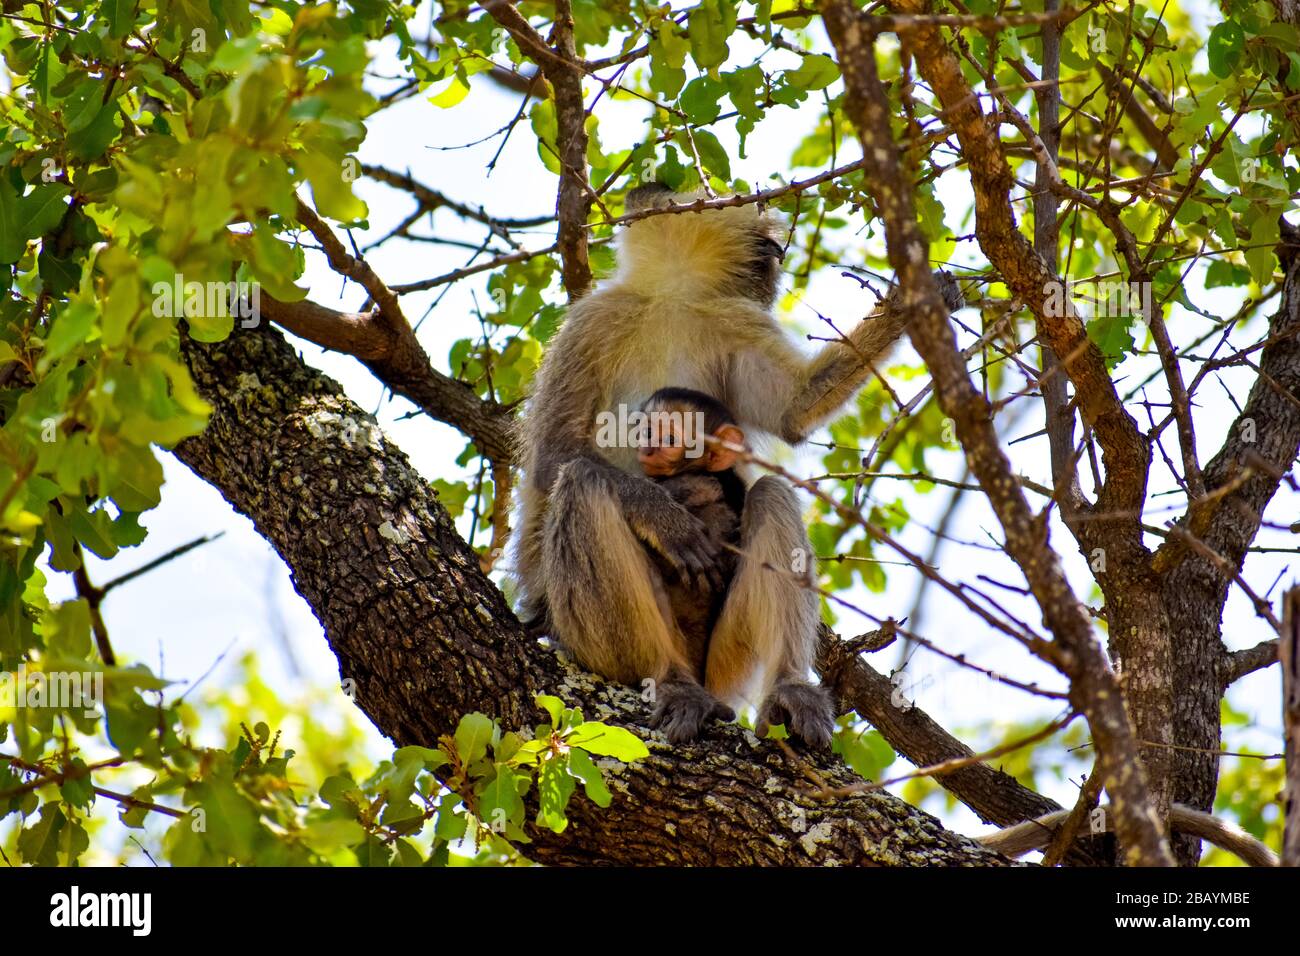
left=636, top=415, right=694, bottom=477
left=636, top=405, right=745, bottom=477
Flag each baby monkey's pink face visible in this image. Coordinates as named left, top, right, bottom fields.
left=635, top=407, right=744, bottom=478
left=636, top=414, right=690, bottom=477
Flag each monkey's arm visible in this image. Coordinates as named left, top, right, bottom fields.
left=659, top=475, right=738, bottom=570
left=780, top=307, right=911, bottom=443
left=730, top=272, right=963, bottom=444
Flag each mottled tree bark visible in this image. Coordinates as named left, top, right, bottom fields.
left=173, top=324, right=1010, bottom=866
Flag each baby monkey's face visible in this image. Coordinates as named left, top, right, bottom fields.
left=635, top=402, right=744, bottom=478
left=636, top=413, right=696, bottom=477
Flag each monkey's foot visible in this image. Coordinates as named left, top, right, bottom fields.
left=757, top=681, right=834, bottom=749
left=650, top=682, right=736, bottom=744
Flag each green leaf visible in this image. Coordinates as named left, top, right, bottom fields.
left=320, top=775, right=364, bottom=814
left=394, top=745, right=449, bottom=771
left=44, top=507, right=81, bottom=572
left=105, top=444, right=164, bottom=512
left=59, top=759, right=95, bottom=809
left=59, top=816, right=90, bottom=865
left=1086, top=313, right=1136, bottom=370
left=1245, top=212, right=1280, bottom=286
left=1207, top=22, right=1245, bottom=78
left=786, top=54, right=839, bottom=90
left=1205, top=259, right=1250, bottom=289
left=428, top=72, right=470, bottom=108
left=66, top=505, right=120, bottom=560
left=433, top=793, right=467, bottom=842
left=19, top=802, right=66, bottom=866
left=102, top=663, right=171, bottom=693
left=687, top=0, right=737, bottom=71
left=192, top=777, right=260, bottom=863
left=834, top=723, right=896, bottom=781
left=211, top=36, right=263, bottom=74
left=649, top=22, right=690, bottom=98
left=536, top=756, right=575, bottom=832
left=119, top=788, right=152, bottom=829
left=0, top=178, right=25, bottom=263
left=566, top=722, right=649, bottom=761
left=38, top=250, right=81, bottom=295
left=43, top=598, right=92, bottom=661
left=300, top=817, right=366, bottom=854
left=454, top=712, right=495, bottom=766
left=535, top=694, right=564, bottom=726
left=430, top=479, right=471, bottom=517
left=478, top=763, right=524, bottom=831
left=393, top=838, right=423, bottom=866
left=104, top=0, right=136, bottom=38
left=19, top=184, right=70, bottom=239
left=680, top=76, right=724, bottom=124
left=67, top=103, right=121, bottom=162
left=299, top=149, right=368, bottom=224
left=104, top=689, right=158, bottom=755
left=566, top=747, right=612, bottom=807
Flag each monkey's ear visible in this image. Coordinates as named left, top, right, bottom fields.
left=706, top=425, right=745, bottom=471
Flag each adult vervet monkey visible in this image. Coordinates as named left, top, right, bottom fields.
left=513, top=182, right=961, bottom=745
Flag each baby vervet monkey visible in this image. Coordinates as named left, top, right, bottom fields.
left=514, top=180, right=963, bottom=747
left=635, top=387, right=748, bottom=685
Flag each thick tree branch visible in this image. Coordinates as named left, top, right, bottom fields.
left=1223, top=638, right=1280, bottom=686
left=1157, top=224, right=1300, bottom=580
left=816, top=627, right=1111, bottom=865
left=1150, top=224, right=1300, bottom=847
left=1031, top=0, right=1087, bottom=525
left=271, top=201, right=516, bottom=463
left=817, top=628, right=1062, bottom=825
left=1095, top=62, right=1178, bottom=172
left=876, top=0, right=1179, bottom=843
left=1283, top=587, right=1300, bottom=867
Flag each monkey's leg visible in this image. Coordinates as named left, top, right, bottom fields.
left=543, top=460, right=733, bottom=742
left=705, top=476, right=834, bottom=748
left=543, top=459, right=682, bottom=684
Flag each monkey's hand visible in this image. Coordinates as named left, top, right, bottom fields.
left=660, top=473, right=724, bottom=510
left=650, top=681, right=736, bottom=744
left=626, top=493, right=723, bottom=593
